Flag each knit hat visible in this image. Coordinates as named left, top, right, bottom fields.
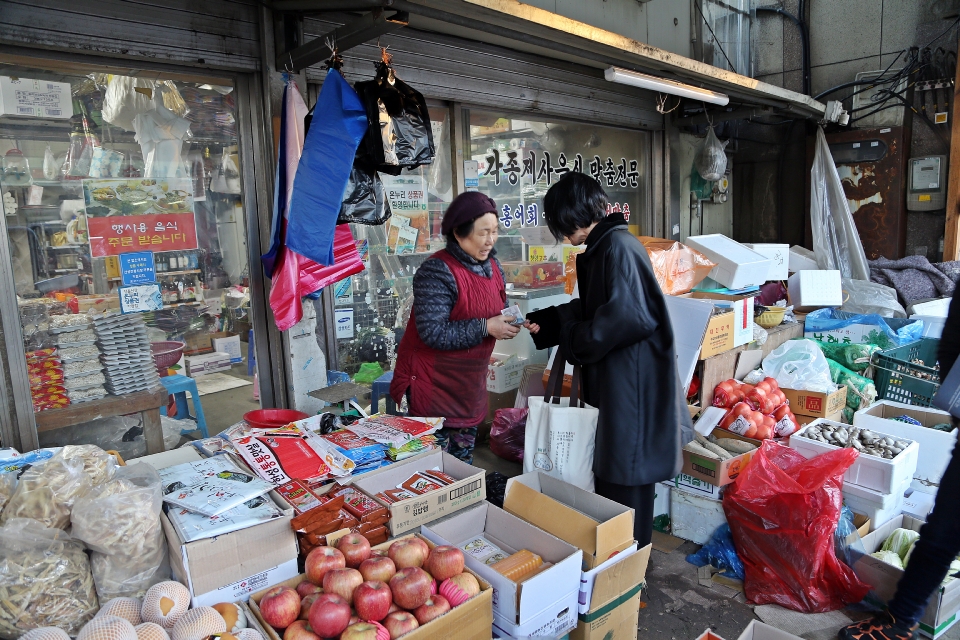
left=440, top=192, right=498, bottom=235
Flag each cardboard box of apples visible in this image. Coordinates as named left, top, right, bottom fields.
left=249, top=532, right=493, bottom=640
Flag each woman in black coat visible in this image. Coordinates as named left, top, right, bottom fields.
left=526, top=172, right=693, bottom=547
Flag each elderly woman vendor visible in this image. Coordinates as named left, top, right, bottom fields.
left=390, top=192, right=521, bottom=463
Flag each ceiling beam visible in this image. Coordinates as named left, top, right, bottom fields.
left=270, top=0, right=394, bottom=11
left=275, top=10, right=408, bottom=72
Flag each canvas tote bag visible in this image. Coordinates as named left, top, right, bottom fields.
left=523, top=345, right=598, bottom=491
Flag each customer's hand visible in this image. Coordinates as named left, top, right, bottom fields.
left=487, top=315, right=521, bottom=340
left=523, top=320, right=541, bottom=335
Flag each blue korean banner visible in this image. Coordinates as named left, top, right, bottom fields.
left=119, top=251, right=156, bottom=286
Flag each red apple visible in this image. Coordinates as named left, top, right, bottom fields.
left=354, top=581, right=393, bottom=622
left=424, top=546, right=464, bottom=582
left=389, top=567, right=433, bottom=610
left=388, top=539, right=428, bottom=569
left=337, top=533, right=373, bottom=569
left=413, top=595, right=451, bottom=625
left=360, top=556, right=397, bottom=583
left=305, top=546, right=346, bottom=585
left=259, top=585, right=301, bottom=630
left=383, top=611, right=419, bottom=639
left=283, top=620, right=320, bottom=640
left=323, top=567, right=364, bottom=605
left=371, top=548, right=387, bottom=557
left=350, top=614, right=360, bottom=626
left=299, top=593, right=320, bottom=620
left=340, top=621, right=388, bottom=640
left=297, top=580, right=323, bottom=598
left=308, top=593, right=351, bottom=639
left=387, top=603, right=401, bottom=615
left=439, top=573, right=481, bottom=607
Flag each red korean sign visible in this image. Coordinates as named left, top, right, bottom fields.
left=87, top=213, right=199, bottom=257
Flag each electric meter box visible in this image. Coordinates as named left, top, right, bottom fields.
left=907, top=156, right=947, bottom=212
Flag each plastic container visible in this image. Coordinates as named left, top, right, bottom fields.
left=150, top=341, right=185, bottom=376
left=790, top=419, right=919, bottom=494
left=872, top=338, right=941, bottom=407
left=842, top=477, right=909, bottom=531
left=685, top=235, right=772, bottom=289
left=243, top=409, right=310, bottom=429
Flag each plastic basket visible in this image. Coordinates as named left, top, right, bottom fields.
left=151, top=341, right=185, bottom=376
left=872, top=338, right=941, bottom=407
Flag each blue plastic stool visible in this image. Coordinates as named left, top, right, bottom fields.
left=371, top=371, right=403, bottom=415
left=160, top=374, right=210, bottom=438
left=247, top=329, right=256, bottom=376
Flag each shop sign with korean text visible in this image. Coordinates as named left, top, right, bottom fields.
left=382, top=174, right=427, bottom=213
left=480, top=150, right=640, bottom=190
left=82, top=178, right=199, bottom=257
left=119, top=251, right=156, bottom=286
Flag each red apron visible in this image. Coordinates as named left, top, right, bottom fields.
left=391, top=250, right=505, bottom=427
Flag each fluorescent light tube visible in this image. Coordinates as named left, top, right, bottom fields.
left=605, top=66, right=730, bottom=106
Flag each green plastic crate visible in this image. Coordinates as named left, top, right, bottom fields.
left=872, top=338, right=941, bottom=407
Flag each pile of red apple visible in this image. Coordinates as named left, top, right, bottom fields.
left=258, top=533, right=481, bottom=640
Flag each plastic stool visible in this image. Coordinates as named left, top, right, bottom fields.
left=247, top=329, right=256, bottom=376
left=160, top=374, right=210, bottom=438
left=371, top=371, right=403, bottom=415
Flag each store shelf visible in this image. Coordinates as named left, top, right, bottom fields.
left=164, top=300, right=204, bottom=308
left=108, top=269, right=200, bottom=282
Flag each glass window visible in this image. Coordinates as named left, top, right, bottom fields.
left=334, top=105, right=452, bottom=376
left=467, top=110, right=651, bottom=266
left=0, top=59, right=257, bottom=441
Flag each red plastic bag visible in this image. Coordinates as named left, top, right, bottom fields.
left=490, top=408, right=527, bottom=463
left=723, top=441, right=870, bottom=612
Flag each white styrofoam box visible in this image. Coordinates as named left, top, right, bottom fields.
left=669, top=484, right=726, bottom=545
left=853, top=401, right=957, bottom=495
left=789, top=245, right=820, bottom=272
left=912, top=315, right=946, bottom=338
left=910, top=298, right=952, bottom=317
left=842, top=478, right=909, bottom=531
left=685, top=234, right=773, bottom=290
left=653, top=484, right=671, bottom=521
left=745, top=244, right=789, bottom=281
left=788, top=270, right=843, bottom=310
left=902, top=489, right=936, bottom=520
left=789, top=420, right=919, bottom=494
left=0, top=76, right=73, bottom=119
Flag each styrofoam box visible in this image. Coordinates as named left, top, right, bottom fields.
left=669, top=484, right=726, bottom=545
left=912, top=315, right=945, bottom=338
left=685, top=234, right=773, bottom=290
left=910, top=298, right=951, bottom=317
left=843, top=478, right=909, bottom=534
left=745, top=244, right=789, bottom=281
left=790, top=420, right=919, bottom=494
left=789, top=245, right=820, bottom=272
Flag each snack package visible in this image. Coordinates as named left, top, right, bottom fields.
left=162, top=472, right=274, bottom=517
left=166, top=495, right=285, bottom=543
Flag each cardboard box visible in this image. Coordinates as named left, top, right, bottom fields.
left=788, top=270, right=843, bottom=311
left=685, top=292, right=756, bottom=349
left=855, top=515, right=960, bottom=638
left=75, top=294, right=120, bottom=313
left=488, top=354, right=526, bottom=393
left=212, top=332, right=242, bottom=364
left=185, top=351, right=233, bottom=377
left=422, top=502, right=583, bottom=639
left=0, top=76, right=73, bottom=118
left=680, top=429, right=756, bottom=488
left=249, top=534, right=494, bottom=640
left=745, top=243, right=790, bottom=281
left=577, top=543, right=648, bottom=615
left=504, top=471, right=634, bottom=570
left=685, top=234, right=772, bottom=290
left=138, top=449, right=299, bottom=608
left=698, top=308, right=737, bottom=359
left=804, top=316, right=922, bottom=346
left=853, top=400, right=957, bottom=494
left=853, top=512, right=872, bottom=538
left=791, top=419, right=919, bottom=494
left=782, top=385, right=847, bottom=417
left=572, top=545, right=650, bottom=640
left=352, top=450, right=486, bottom=536
left=664, top=473, right=723, bottom=501
left=737, top=620, right=805, bottom=640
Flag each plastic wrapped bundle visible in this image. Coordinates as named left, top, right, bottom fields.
left=815, top=340, right=880, bottom=372
left=638, top=237, right=715, bottom=295
left=826, top=358, right=877, bottom=411
left=1, top=455, right=92, bottom=529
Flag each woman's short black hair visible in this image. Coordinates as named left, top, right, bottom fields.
left=445, top=219, right=476, bottom=245
left=542, top=172, right=609, bottom=242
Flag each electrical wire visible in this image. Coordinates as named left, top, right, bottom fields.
left=693, top=0, right=738, bottom=74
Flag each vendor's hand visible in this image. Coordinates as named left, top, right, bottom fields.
left=487, top=315, right=521, bottom=340
left=523, top=320, right=541, bottom=335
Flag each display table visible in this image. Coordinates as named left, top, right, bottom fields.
left=33, top=387, right=169, bottom=454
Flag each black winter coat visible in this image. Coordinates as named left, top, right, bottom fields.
left=528, top=213, right=693, bottom=486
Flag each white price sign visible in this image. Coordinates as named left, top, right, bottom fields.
left=118, top=283, right=163, bottom=314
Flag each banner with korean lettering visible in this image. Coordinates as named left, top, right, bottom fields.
left=87, top=213, right=199, bottom=257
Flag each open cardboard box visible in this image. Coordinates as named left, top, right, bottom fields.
left=351, top=450, right=486, bottom=536
left=781, top=385, right=847, bottom=418
left=855, top=515, right=960, bottom=638
left=248, top=534, right=493, bottom=640
left=737, top=620, right=805, bottom=640
left=572, top=544, right=650, bottom=640
left=422, top=502, right=583, bottom=639
left=683, top=291, right=756, bottom=352
left=687, top=408, right=762, bottom=487
left=503, top=471, right=634, bottom=570
left=136, top=448, right=300, bottom=607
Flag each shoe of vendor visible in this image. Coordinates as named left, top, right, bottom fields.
left=838, top=612, right=918, bottom=640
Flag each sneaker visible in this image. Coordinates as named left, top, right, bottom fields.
left=838, top=612, right=918, bottom=640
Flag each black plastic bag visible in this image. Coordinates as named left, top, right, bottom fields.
left=338, top=151, right=391, bottom=225
left=355, top=62, right=434, bottom=175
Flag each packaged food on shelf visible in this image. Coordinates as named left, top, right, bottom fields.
left=502, top=261, right=565, bottom=289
